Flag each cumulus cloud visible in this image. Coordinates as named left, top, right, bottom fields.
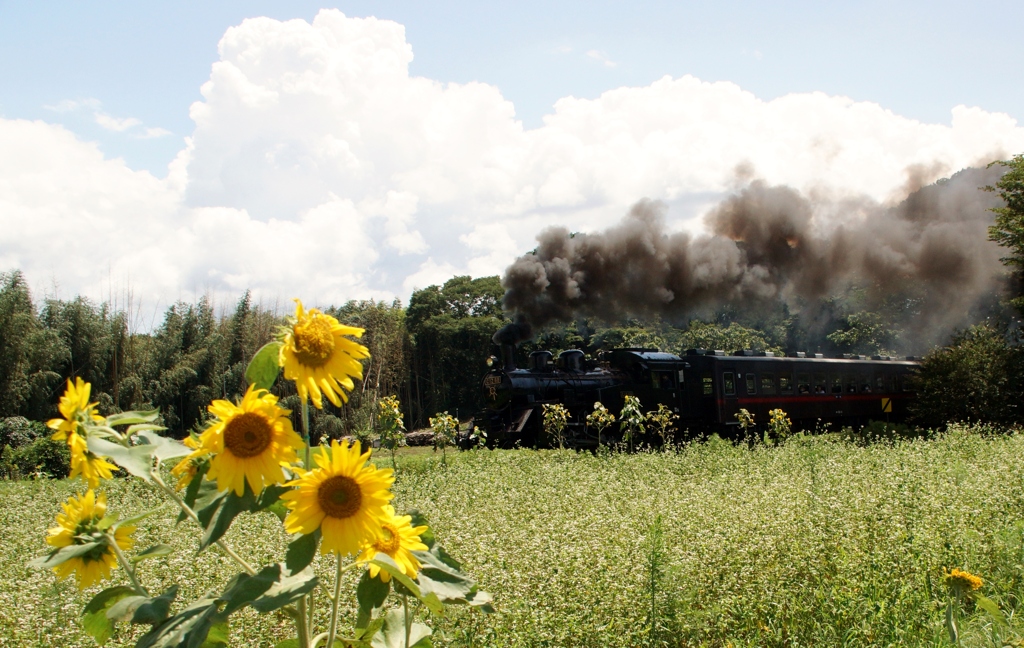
left=3, top=9, right=1024, bottom=315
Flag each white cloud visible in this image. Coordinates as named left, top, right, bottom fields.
left=3, top=9, right=1024, bottom=313
left=94, top=113, right=142, bottom=132
left=585, top=49, right=617, bottom=68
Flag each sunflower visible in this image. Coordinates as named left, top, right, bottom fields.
left=199, top=385, right=304, bottom=496
left=170, top=435, right=209, bottom=491
left=279, top=300, right=369, bottom=409
left=944, top=568, right=983, bottom=593
left=47, top=378, right=114, bottom=487
left=46, top=490, right=135, bottom=590
left=67, top=433, right=118, bottom=489
left=281, top=439, right=394, bottom=556
left=356, top=505, right=429, bottom=582
left=47, top=377, right=104, bottom=441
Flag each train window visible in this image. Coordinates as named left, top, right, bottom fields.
left=813, top=374, right=826, bottom=395
left=678, top=369, right=685, bottom=384
left=875, top=375, right=885, bottom=392
left=653, top=371, right=676, bottom=389
left=703, top=375, right=714, bottom=396
left=745, top=373, right=756, bottom=394
left=846, top=377, right=857, bottom=393
left=900, top=375, right=914, bottom=392
left=860, top=376, right=872, bottom=393
left=761, top=374, right=776, bottom=395
left=723, top=372, right=735, bottom=396
left=831, top=375, right=843, bottom=394
left=798, top=374, right=810, bottom=394
left=780, top=374, right=793, bottom=393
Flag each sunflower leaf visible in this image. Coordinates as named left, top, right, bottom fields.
left=82, top=585, right=137, bottom=645
left=135, top=597, right=220, bottom=648
left=356, top=569, right=391, bottom=629
left=369, top=555, right=422, bottom=599
left=135, top=430, right=191, bottom=462
left=250, top=566, right=319, bottom=612
left=115, top=506, right=164, bottom=530
left=285, top=531, right=319, bottom=574
left=406, top=510, right=435, bottom=549
left=132, top=544, right=174, bottom=564
left=88, top=437, right=155, bottom=482
left=106, top=410, right=161, bottom=427
left=198, top=487, right=254, bottom=551
left=246, top=342, right=282, bottom=391
left=29, top=541, right=105, bottom=569
left=178, top=463, right=214, bottom=521
left=370, top=608, right=432, bottom=648
left=128, top=585, right=179, bottom=625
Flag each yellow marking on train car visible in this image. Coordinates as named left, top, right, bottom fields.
left=881, top=397, right=892, bottom=413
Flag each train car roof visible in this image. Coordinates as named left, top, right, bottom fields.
left=608, top=349, right=683, bottom=363
left=687, top=354, right=919, bottom=367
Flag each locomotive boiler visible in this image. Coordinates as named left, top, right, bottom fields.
left=473, top=325, right=920, bottom=448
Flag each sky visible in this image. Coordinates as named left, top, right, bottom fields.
left=1, top=1, right=1023, bottom=320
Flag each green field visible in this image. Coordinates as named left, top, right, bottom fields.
left=4, top=426, right=1024, bottom=647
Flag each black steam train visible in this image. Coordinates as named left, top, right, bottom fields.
left=471, top=332, right=919, bottom=448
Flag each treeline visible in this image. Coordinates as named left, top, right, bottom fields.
left=5, top=266, right=1023, bottom=437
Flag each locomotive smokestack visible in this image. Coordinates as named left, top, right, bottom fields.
left=492, top=319, right=533, bottom=370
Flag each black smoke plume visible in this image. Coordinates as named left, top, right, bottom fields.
left=501, top=165, right=1008, bottom=350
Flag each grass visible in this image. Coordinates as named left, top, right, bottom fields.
left=5, top=425, right=1024, bottom=646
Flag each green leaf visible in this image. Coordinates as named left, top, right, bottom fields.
left=115, top=506, right=164, bottom=531
left=254, top=483, right=289, bottom=512
left=216, top=568, right=277, bottom=617
left=125, top=423, right=167, bottom=436
left=106, top=595, right=151, bottom=623
left=356, top=569, right=391, bottom=630
left=200, top=621, right=230, bottom=648
left=370, top=608, right=432, bottom=648
left=285, top=531, right=319, bottom=574
left=88, top=437, right=155, bottom=481
left=246, top=342, right=282, bottom=391
left=250, top=566, right=319, bottom=613
left=195, top=486, right=253, bottom=551
left=132, top=544, right=174, bottom=564
left=82, top=586, right=136, bottom=645
left=179, top=463, right=214, bottom=521
left=974, top=594, right=1008, bottom=627
left=136, top=430, right=191, bottom=462
left=135, top=598, right=220, bottom=648
left=95, top=513, right=119, bottom=531
left=355, top=617, right=386, bottom=641
left=30, top=541, right=105, bottom=569
left=106, top=410, right=161, bottom=427
left=369, top=555, right=422, bottom=599
left=130, top=585, right=179, bottom=626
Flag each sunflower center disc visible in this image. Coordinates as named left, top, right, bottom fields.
left=294, top=316, right=335, bottom=367
left=318, top=475, right=363, bottom=519
left=223, top=412, right=274, bottom=459
left=375, top=523, right=402, bottom=554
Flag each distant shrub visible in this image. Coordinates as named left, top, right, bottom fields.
left=0, top=416, right=48, bottom=449
left=11, top=437, right=70, bottom=478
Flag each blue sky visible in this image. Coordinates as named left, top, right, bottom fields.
left=2, top=1, right=1021, bottom=175
left=0, top=2, right=1022, bottom=310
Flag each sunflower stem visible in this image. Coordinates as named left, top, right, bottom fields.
left=297, top=598, right=312, bottom=648
left=107, top=532, right=148, bottom=595
left=326, top=553, right=344, bottom=647
left=150, top=471, right=258, bottom=576
left=403, top=594, right=412, bottom=648
left=302, top=399, right=311, bottom=470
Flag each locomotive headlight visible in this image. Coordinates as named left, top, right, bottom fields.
left=486, top=355, right=497, bottom=368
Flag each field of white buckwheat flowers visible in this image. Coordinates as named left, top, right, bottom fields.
left=4, top=424, right=1024, bottom=647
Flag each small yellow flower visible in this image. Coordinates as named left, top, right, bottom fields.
left=170, top=435, right=208, bottom=491
left=199, top=385, right=304, bottom=496
left=281, top=440, right=394, bottom=556
left=46, top=490, right=135, bottom=590
left=279, top=300, right=369, bottom=409
left=944, top=568, right=983, bottom=593
left=356, top=505, right=429, bottom=582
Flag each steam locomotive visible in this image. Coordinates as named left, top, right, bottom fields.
left=471, top=328, right=919, bottom=448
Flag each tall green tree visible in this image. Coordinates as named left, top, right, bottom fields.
left=987, top=153, right=1024, bottom=314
